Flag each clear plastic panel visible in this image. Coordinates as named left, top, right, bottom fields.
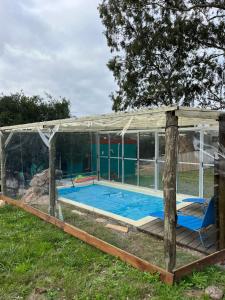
left=203, top=130, right=218, bottom=198
left=99, top=134, right=109, bottom=157
left=124, top=133, right=137, bottom=159
left=100, top=157, right=109, bottom=180
left=177, top=164, right=199, bottom=196
left=110, top=133, right=122, bottom=158
left=124, top=159, right=137, bottom=185
left=178, top=131, right=200, bottom=163
left=203, top=130, right=218, bottom=164
left=5, top=132, right=49, bottom=200
left=110, top=158, right=122, bottom=182
left=158, top=133, right=165, bottom=161
left=177, top=131, right=200, bottom=196
left=56, top=132, right=95, bottom=180
left=139, top=160, right=155, bottom=188
left=158, top=161, right=164, bottom=190
left=203, top=165, right=214, bottom=198
left=139, top=132, right=155, bottom=160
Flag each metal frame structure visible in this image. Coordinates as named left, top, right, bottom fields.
left=97, top=127, right=217, bottom=197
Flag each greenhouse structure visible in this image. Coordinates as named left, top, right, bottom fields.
left=1, top=106, right=225, bottom=283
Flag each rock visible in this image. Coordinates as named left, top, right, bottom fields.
left=71, top=209, right=86, bottom=216
left=96, top=218, right=106, bottom=223
left=21, top=169, right=62, bottom=205
left=205, top=286, right=224, bottom=300
left=0, top=200, right=5, bottom=207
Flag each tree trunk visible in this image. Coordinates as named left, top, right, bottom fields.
left=218, top=115, right=225, bottom=249
left=163, top=111, right=178, bottom=272
left=0, top=133, right=6, bottom=195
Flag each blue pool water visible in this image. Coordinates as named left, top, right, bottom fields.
left=58, top=184, right=172, bottom=221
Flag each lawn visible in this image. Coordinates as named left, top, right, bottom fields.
left=1, top=204, right=225, bottom=300
left=119, top=167, right=214, bottom=198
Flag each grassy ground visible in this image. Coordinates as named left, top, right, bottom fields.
left=59, top=203, right=201, bottom=269
left=120, top=167, right=214, bottom=198
left=1, top=205, right=225, bottom=300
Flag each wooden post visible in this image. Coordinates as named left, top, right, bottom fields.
left=49, top=133, right=56, bottom=216
left=0, top=132, right=6, bottom=195
left=217, top=115, right=225, bottom=249
left=214, top=152, right=219, bottom=250
left=163, top=111, right=178, bottom=272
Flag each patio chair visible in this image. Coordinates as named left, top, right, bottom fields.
left=150, top=197, right=215, bottom=248
left=181, top=197, right=210, bottom=213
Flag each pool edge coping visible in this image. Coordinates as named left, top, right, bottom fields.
left=58, top=181, right=193, bottom=227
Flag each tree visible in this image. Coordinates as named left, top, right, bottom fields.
left=0, top=92, right=70, bottom=126
left=99, top=0, right=225, bottom=111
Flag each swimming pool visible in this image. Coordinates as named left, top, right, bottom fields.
left=58, top=183, right=183, bottom=225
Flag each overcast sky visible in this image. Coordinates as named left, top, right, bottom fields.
left=0, top=0, right=116, bottom=116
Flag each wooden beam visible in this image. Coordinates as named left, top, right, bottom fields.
left=175, top=108, right=220, bottom=120
left=218, top=115, right=225, bottom=249
left=163, top=111, right=178, bottom=272
left=1, top=195, right=174, bottom=285
left=49, top=134, right=56, bottom=216
left=0, top=132, right=6, bottom=195
left=0, top=106, right=178, bottom=132
left=174, top=249, right=225, bottom=282
left=214, top=154, right=219, bottom=250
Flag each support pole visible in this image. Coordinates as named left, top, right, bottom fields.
left=0, top=132, right=6, bottom=195
left=49, top=133, right=56, bottom=216
left=217, top=115, right=225, bottom=249
left=163, top=111, right=178, bottom=272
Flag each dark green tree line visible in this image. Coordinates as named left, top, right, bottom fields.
left=0, top=91, right=70, bottom=127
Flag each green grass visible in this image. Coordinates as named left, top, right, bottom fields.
left=118, top=166, right=214, bottom=198
left=1, top=205, right=225, bottom=300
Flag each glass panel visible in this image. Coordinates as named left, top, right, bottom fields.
left=139, top=160, right=155, bottom=188
left=124, top=133, right=137, bottom=159
left=158, top=134, right=165, bottom=161
left=56, top=133, right=92, bottom=178
left=124, top=159, right=137, bottom=185
left=110, top=133, right=122, bottom=158
left=203, top=131, right=218, bottom=164
left=178, top=131, right=200, bottom=163
left=158, top=162, right=164, bottom=190
left=139, top=132, right=155, bottom=160
left=177, top=163, right=199, bottom=196
left=91, top=133, right=97, bottom=172
left=99, top=134, right=109, bottom=157
left=110, top=158, right=122, bottom=182
left=203, top=165, right=214, bottom=198
left=100, top=157, right=108, bottom=180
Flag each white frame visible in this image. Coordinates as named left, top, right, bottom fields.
left=97, top=126, right=217, bottom=197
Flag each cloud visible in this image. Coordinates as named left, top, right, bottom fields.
left=0, top=0, right=115, bottom=116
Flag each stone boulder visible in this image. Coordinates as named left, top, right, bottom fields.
left=0, top=200, right=5, bottom=207
left=205, top=286, right=224, bottom=300
left=22, top=169, right=62, bottom=205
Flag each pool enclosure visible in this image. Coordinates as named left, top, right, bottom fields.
left=1, top=106, right=225, bottom=277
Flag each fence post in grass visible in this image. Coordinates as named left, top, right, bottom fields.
left=163, top=111, right=178, bottom=272
left=49, top=132, right=57, bottom=217
left=217, top=114, right=225, bottom=249
left=0, top=131, right=6, bottom=195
